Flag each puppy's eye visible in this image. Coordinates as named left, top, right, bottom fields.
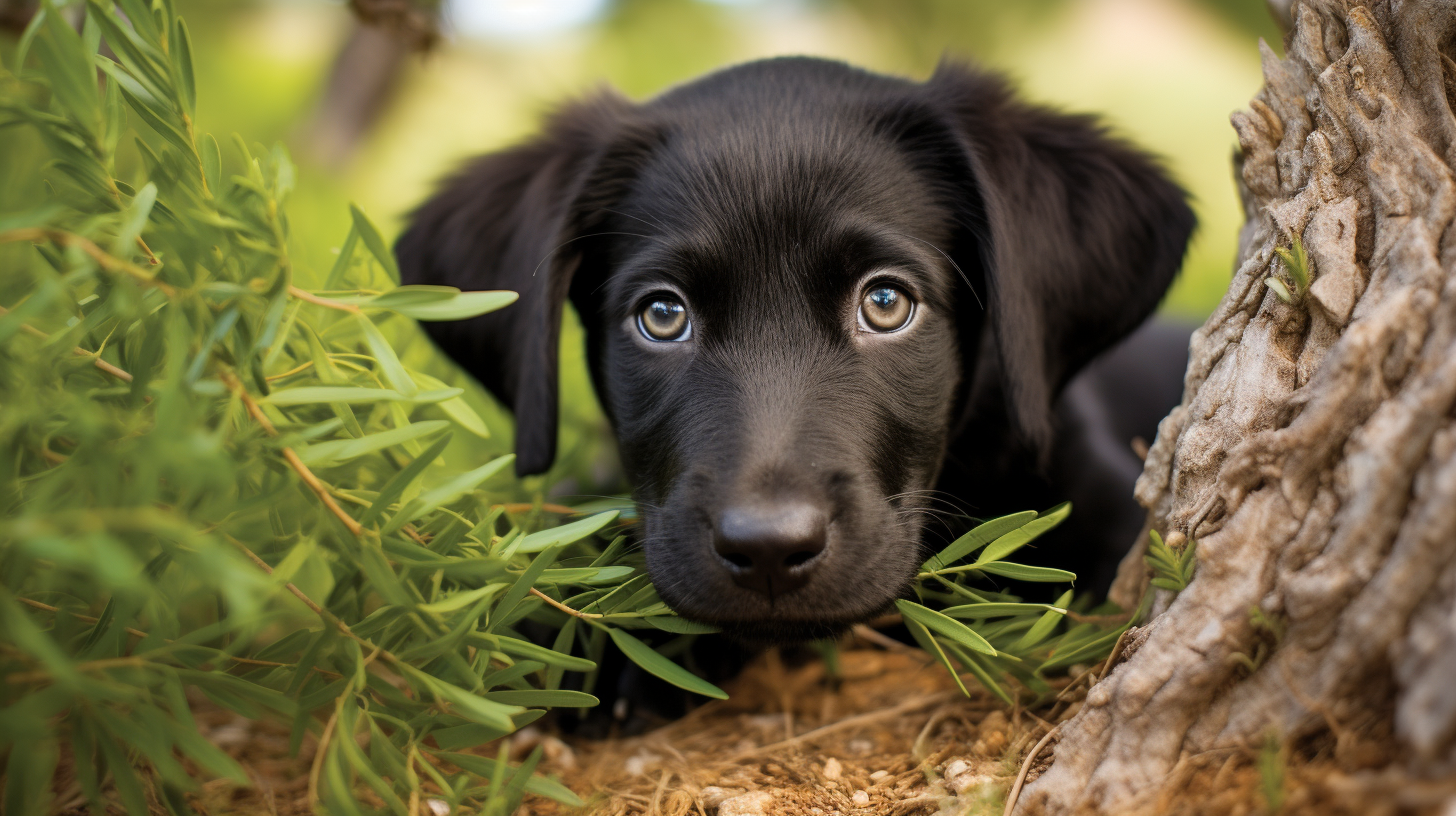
left=858, top=285, right=913, bottom=332
left=638, top=296, right=691, bottom=341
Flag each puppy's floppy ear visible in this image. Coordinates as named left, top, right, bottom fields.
left=395, top=92, right=645, bottom=476
left=925, top=63, right=1196, bottom=451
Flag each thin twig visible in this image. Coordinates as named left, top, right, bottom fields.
left=1064, top=610, right=1134, bottom=626
left=16, top=596, right=328, bottom=676
left=529, top=588, right=603, bottom=619
left=309, top=701, right=342, bottom=812
left=0, top=228, right=177, bottom=295
left=498, top=502, right=579, bottom=515
left=228, top=534, right=395, bottom=658
left=0, top=304, right=135, bottom=383
left=288, top=285, right=361, bottom=314
left=7, top=656, right=148, bottom=684
left=225, top=371, right=363, bottom=537
left=730, top=691, right=958, bottom=760
left=852, top=623, right=916, bottom=653
left=1095, top=627, right=1137, bottom=685
left=1003, top=725, right=1059, bottom=816
left=648, top=769, right=673, bottom=816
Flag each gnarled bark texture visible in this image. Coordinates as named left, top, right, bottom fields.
left=1019, top=1, right=1456, bottom=812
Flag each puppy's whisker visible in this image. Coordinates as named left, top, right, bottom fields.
left=528, top=231, right=661, bottom=280
left=882, top=230, right=984, bottom=310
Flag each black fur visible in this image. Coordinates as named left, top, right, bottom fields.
left=396, top=57, right=1195, bottom=640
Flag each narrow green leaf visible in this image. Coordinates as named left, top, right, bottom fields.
left=170, top=18, right=195, bottom=117
left=383, top=454, right=515, bottom=534
left=1010, top=589, right=1074, bottom=651
left=943, top=642, right=1015, bottom=705
left=295, top=420, right=448, bottom=466
left=417, top=583, right=506, bottom=614
left=516, top=511, right=619, bottom=553
left=1265, top=277, right=1292, bottom=303
left=37, top=3, right=100, bottom=131
left=923, top=511, right=1037, bottom=570
left=386, top=290, right=519, bottom=321
left=603, top=626, right=728, bottom=699
left=538, top=566, right=634, bottom=586
left=939, top=602, right=1064, bottom=619
left=972, top=502, right=1071, bottom=566
left=324, top=228, right=358, bottom=289
left=492, top=636, right=596, bottom=672
left=261, top=386, right=405, bottom=405
left=199, top=132, right=220, bottom=195
left=896, top=599, right=996, bottom=656
left=12, top=4, right=45, bottom=74
left=111, top=181, right=156, bottom=257
left=356, top=314, right=417, bottom=397
left=359, top=433, right=451, bottom=526
left=3, top=731, right=59, bottom=816
left=349, top=203, right=400, bottom=281
left=483, top=689, right=599, bottom=708
left=413, top=672, right=520, bottom=733
left=644, top=616, right=721, bottom=634
left=436, top=753, right=584, bottom=807
left=412, top=369, right=488, bottom=438
left=904, top=617, right=970, bottom=697
left=977, top=562, right=1077, bottom=583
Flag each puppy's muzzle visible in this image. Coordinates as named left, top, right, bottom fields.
left=712, top=500, right=828, bottom=598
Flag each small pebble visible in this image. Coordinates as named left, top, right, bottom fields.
left=425, top=799, right=449, bottom=816
left=851, top=790, right=870, bottom=807
left=869, top=770, right=889, bottom=782
left=719, top=790, right=774, bottom=816
left=623, top=749, right=661, bottom=776
left=977, top=710, right=1008, bottom=738
left=823, top=757, right=843, bottom=780
left=700, top=786, right=741, bottom=810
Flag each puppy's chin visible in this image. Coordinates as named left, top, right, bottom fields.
left=712, top=618, right=859, bottom=646
left=653, top=572, right=910, bottom=646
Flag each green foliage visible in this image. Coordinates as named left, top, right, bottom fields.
left=1259, top=728, right=1287, bottom=814
left=1267, top=234, right=1310, bottom=304
left=908, top=503, right=1138, bottom=704
left=0, top=2, right=717, bottom=812
left=1146, top=529, right=1197, bottom=593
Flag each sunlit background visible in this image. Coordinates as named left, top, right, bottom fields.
left=0, top=0, right=1279, bottom=494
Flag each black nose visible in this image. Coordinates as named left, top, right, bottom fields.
left=713, top=502, right=828, bottom=597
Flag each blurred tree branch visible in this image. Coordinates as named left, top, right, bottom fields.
left=299, top=0, right=440, bottom=169
left=0, top=0, right=37, bottom=34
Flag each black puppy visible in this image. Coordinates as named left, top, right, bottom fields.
left=396, top=57, right=1195, bottom=642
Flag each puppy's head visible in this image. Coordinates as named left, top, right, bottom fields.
left=396, top=58, right=1193, bottom=641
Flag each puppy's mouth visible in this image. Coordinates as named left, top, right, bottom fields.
left=640, top=507, right=923, bottom=643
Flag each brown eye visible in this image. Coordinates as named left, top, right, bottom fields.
left=859, top=285, right=913, bottom=332
left=638, top=296, right=691, bottom=341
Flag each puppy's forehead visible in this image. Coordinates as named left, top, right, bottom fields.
left=627, top=115, right=945, bottom=249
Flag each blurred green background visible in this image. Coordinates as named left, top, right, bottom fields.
left=1, top=0, right=1277, bottom=497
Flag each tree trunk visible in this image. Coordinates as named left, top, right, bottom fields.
left=1019, top=1, right=1456, bottom=812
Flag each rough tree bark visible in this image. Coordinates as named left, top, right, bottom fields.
left=1019, top=1, right=1456, bottom=812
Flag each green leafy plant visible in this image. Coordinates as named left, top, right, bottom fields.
left=1267, top=234, right=1310, bottom=304
left=1258, top=727, right=1287, bottom=813
left=0, top=3, right=718, bottom=813
left=1146, top=529, right=1197, bottom=593
left=905, top=504, right=1136, bottom=704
